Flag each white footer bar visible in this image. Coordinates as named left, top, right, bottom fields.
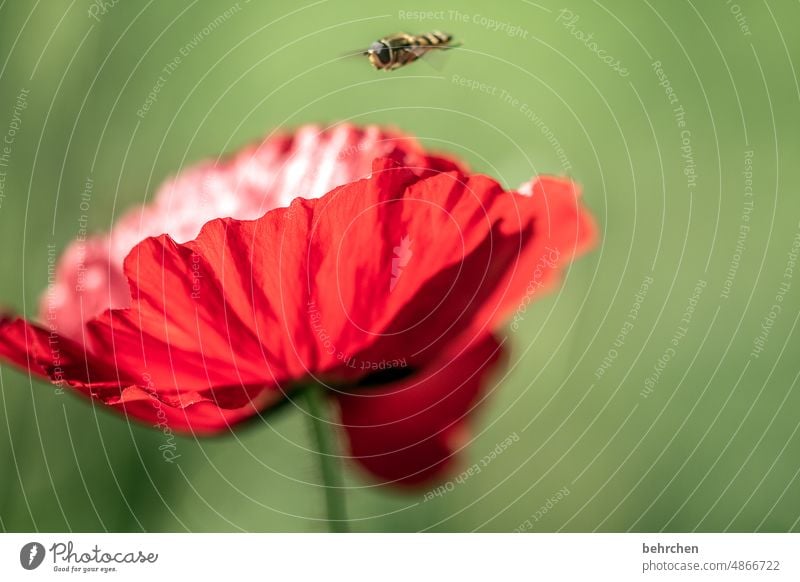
left=1, top=533, right=797, bottom=581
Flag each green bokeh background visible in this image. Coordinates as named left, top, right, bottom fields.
left=1, top=0, right=798, bottom=532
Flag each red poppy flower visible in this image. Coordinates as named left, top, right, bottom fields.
left=0, top=124, right=595, bottom=486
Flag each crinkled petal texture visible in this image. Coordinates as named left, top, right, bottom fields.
left=43, top=124, right=463, bottom=342
left=1, top=130, right=596, bottom=485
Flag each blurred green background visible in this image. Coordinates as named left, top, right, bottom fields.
left=1, top=0, right=799, bottom=532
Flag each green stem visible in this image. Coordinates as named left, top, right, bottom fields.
left=302, top=383, right=349, bottom=533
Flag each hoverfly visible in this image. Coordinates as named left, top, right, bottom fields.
left=361, top=31, right=460, bottom=71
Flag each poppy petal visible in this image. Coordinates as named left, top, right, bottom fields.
left=336, top=333, right=506, bottom=485
left=0, top=315, right=278, bottom=434
left=81, top=158, right=593, bottom=396
left=301, top=159, right=596, bottom=376
left=44, top=124, right=464, bottom=342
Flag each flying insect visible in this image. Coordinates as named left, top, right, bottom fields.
left=362, top=31, right=460, bottom=71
